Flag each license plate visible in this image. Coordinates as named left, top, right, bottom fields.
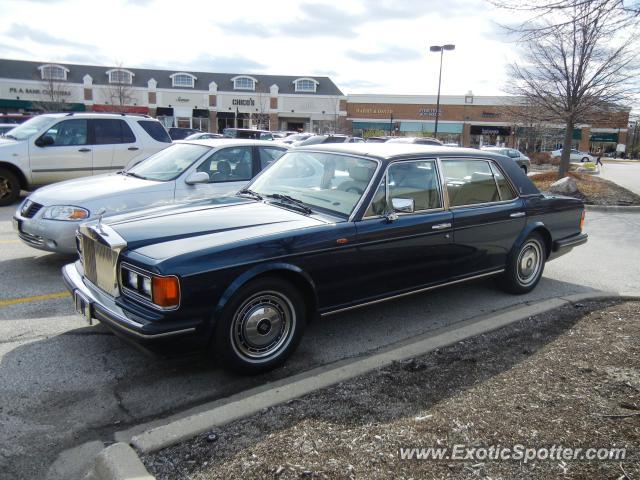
left=74, top=290, right=93, bottom=325
left=12, top=217, right=21, bottom=233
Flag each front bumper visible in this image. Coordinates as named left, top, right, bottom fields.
left=62, top=262, right=198, bottom=341
left=13, top=213, right=79, bottom=254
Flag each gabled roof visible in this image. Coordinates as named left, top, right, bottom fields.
left=0, top=58, right=344, bottom=96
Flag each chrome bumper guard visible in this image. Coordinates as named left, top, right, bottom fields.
left=62, top=262, right=196, bottom=340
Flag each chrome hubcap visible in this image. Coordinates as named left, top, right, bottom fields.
left=517, top=240, right=542, bottom=286
left=231, top=292, right=295, bottom=360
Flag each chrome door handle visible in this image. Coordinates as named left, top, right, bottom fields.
left=510, top=212, right=526, bottom=218
left=432, top=223, right=452, bottom=230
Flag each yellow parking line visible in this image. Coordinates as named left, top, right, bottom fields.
left=0, top=239, right=20, bottom=244
left=0, top=291, right=69, bottom=308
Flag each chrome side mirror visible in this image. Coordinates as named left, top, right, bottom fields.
left=391, top=197, right=415, bottom=213
left=185, top=171, right=210, bottom=185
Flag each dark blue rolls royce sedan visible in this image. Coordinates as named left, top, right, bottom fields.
left=63, top=143, right=587, bottom=372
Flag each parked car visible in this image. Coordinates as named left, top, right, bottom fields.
left=276, top=132, right=315, bottom=145
left=481, top=146, right=532, bottom=173
left=0, top=113, right=171, bottom=205
left=184, top=132, right=224, bottom=140
left=295, top=134, right=365, bottom=146
left=63, top=143, right=587, bottom=372
left=0, top=124, right=16, bottom=136
left=13, top=139, right=288, bottom=254
left=386, top=136, right=443, bottom=146
left=550, top=148, right=595, bottom=163
left=168, top=127, right=202, bottom=140
left=223, top=128, right=274, bottom=140
left=366, top=136, right=394, bottom=143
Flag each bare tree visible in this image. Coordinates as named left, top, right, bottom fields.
left=36, top=75, right=70, bottom=112
left=498, top=0, right=638, bottom=178
left=252, top=87, right=271, bottom=130
left=105, top=63, right=134, bottom=112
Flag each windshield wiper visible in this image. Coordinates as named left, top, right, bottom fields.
left=237, top=188, right=263, bottom=201
left=121, top=170, right=148, bottom=180
left=265, top=194, right=313, bottom=214
left=3, top=134, right=17, bottom=140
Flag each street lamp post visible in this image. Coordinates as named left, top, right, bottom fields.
left=429, top=44, right=455, bottom=139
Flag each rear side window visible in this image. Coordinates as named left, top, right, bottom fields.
left=92, top=119, right=136, bottom=144
left=490, top=163, right=517, bottom=201
left=442, top=159, right=500, bottom=207
left=259, top=146, right=287, bottom=169
left=138, top=120, right=171, bottom=143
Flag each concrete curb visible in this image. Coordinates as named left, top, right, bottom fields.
left=117, top=292, right=637, bottom=456
left=585, top=204, right=640, bottom=212
left=83, top=443, right=154, bottom=480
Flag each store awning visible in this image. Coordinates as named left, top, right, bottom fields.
left=0, top=99, right=85, bottom=111
left=352, top=121, right=394, bottom=130
left=400, top=122, right=463, bottom=134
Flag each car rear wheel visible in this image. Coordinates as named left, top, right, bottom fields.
left=581, top=157, right=589, bottom=162
left=0, top=168, right=20, bottom=206
left=499, top=232, right=546, bottom=294
left=213, top=276, right=306, bottom=373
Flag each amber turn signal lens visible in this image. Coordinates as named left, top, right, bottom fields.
left=580, top=209, right=585, bottom=231
left=152, top=276, right=180, bottom=307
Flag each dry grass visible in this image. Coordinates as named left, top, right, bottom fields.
left=145, top=301, right=640, bottom=480
left=531, top=171, right=640, bottom=206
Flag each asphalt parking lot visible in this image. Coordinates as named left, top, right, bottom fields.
left=1, top=196, right=639, bottom=479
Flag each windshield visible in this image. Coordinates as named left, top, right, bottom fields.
left=247, top=151, right=378, bottom=217
left=127, top=143, right=210, bottom=181
left=4, top=116, right=52, bottom=140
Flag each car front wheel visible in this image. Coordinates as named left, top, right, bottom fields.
left=499, top=232, right=546, bottom=294
left=581, top=157, right=589, bottom=162
left=521, top=165, right=528, bottom=174
left=0, top=168, right=20, bottom=206
left=213, top=276, right=306, bottom=373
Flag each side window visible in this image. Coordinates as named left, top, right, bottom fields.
left=259, top=133, right=273, bottom=140
left=258, top=147, right=286, bottom=170
left=93, top=119, right=136, bottom=144
left=442, top=159, right=501, bottom=207
left=364, top=160, right=441, bottom=216
left=490, top=163, right=517, bottom=201
left=137, top=120, right=171, bottom=143
left=197, top=146, right=253, bottom=183
left=42, top=119, right=88, bottom=146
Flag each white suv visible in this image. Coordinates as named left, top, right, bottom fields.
left=0, top=113, right=171, bottom=205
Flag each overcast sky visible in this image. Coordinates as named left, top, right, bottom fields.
left=0, top=0, right=523, bottom=96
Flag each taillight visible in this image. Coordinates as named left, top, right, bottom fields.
left=580, top=209, right=585, bottom=231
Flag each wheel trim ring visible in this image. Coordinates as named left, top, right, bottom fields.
left=230, top=291, right=296, bottom=362
left=516, top=240, right=543, bottom=286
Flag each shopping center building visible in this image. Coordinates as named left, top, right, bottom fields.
left=0, top=58, right=346, bottom=133
left=347, top=93, right=630, bottom=154
left=0, top=58, right=630, bottom=154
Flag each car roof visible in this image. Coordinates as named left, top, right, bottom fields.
left=175, top=138, right=290, bottom=148
left=34, top=112, right=154, bottom=120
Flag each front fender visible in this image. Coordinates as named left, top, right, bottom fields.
left=214, top=262, right=318, bottom=317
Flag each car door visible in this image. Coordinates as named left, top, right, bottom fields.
left=354, top=159, right=455, bottom=301
left=174, top=145, right=255, bottom=201
left=91, top=119, right=143, bottom=172
left=29, top=118, right=92, bottom=185
left=442, top=158, right=525, bottom=278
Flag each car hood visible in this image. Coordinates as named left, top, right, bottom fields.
left=28, top=173, right=173, bottom=208
left=104, top=197, right=328, bottom=258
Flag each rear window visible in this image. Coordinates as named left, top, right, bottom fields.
left=138, top=120, right=171, bottom=143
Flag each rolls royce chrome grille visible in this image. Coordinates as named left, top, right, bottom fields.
left=81, top=233, right=119, bottom=295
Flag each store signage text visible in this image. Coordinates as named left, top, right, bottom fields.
left=232, top=98, right=255, bottom=106
left=354, top=108, right=393, bottom=115
left=418, top=108, right=442, bottom=117
left=9, top=87, right=72, bottom=96
left=176, top=96, right=190, bottom=102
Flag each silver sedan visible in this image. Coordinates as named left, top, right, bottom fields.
left=13, top=139, right=288, bottom=254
